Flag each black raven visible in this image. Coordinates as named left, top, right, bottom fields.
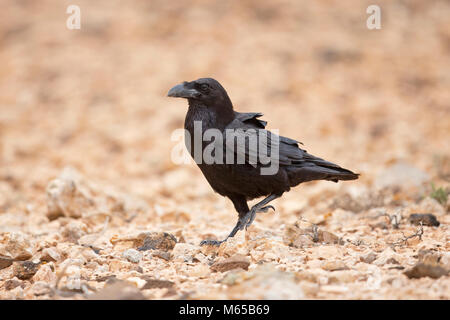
left=168, top=78, right=359, bottom=245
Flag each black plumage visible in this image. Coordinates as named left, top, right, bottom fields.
left=168, top=78, right=359, bottom=245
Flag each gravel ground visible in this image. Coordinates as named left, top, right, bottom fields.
left=0, top=0, right=449, bottom=299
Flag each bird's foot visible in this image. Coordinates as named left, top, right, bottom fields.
left=199, top=205, right=276, bottom=246
left=200, top=239, right=225, bottom=246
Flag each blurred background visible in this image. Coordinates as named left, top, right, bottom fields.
left=1, top=0, right=448, bottom=210
left=0, top=0, right=449, bottom=299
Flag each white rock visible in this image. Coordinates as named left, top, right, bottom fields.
left=41, top=247, right=61, bottom=262
left=30, top=281, right=52, bottom=296
left=45, top=167, right=96, bottom=220
left=226, top=264, right=304, bottom=300
left=0, top=232, right=34, bottom=260
left=122, top=249, right=142, bottom=263
left=33, top=265, right=57, bottom=285
left=127, top=277, right=147, bottom=289
left=313, top=245, right=344, bottom=260
left=321, top=285, right=349, bottom=293
left=373, top=247, right=402, bottom=266
left=172, top=243, right=200, bottom=262
left=61, top=220, right=88, bottom=242
left=190, top=264, right=211, bottom=278
left=360, top=250, right=377, bottom=264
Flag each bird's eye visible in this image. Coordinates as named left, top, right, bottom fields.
left=200, top=84, right=210, bottom=92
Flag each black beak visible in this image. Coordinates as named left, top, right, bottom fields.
left=167, top=82, right=200, bottom=99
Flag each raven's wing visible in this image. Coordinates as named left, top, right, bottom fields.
left=225, top=116, right=303, bottom=166
left=234, top=111, right=268, bottom=129
left=224, top=116, right=358, bottom=182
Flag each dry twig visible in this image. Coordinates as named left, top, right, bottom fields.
left=389, top=223, right=424, bottom=247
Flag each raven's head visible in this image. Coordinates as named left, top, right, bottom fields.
left=167, top=78, right=233, bottom=109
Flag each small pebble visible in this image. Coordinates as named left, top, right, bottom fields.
left=122, top=249, right=142, bottom=263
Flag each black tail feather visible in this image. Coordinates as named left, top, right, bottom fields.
left=286, top=158, right=359, bottom=186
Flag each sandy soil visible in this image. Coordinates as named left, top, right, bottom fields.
left=0, top=0, right=449, bottom=299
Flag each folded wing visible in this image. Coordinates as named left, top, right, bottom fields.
left=225, top=113, right=359, bottom=184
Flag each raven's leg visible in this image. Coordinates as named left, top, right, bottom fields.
left=200, top=195, right=249, bottom=246
left=200, top=194, right=279, bottom=246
